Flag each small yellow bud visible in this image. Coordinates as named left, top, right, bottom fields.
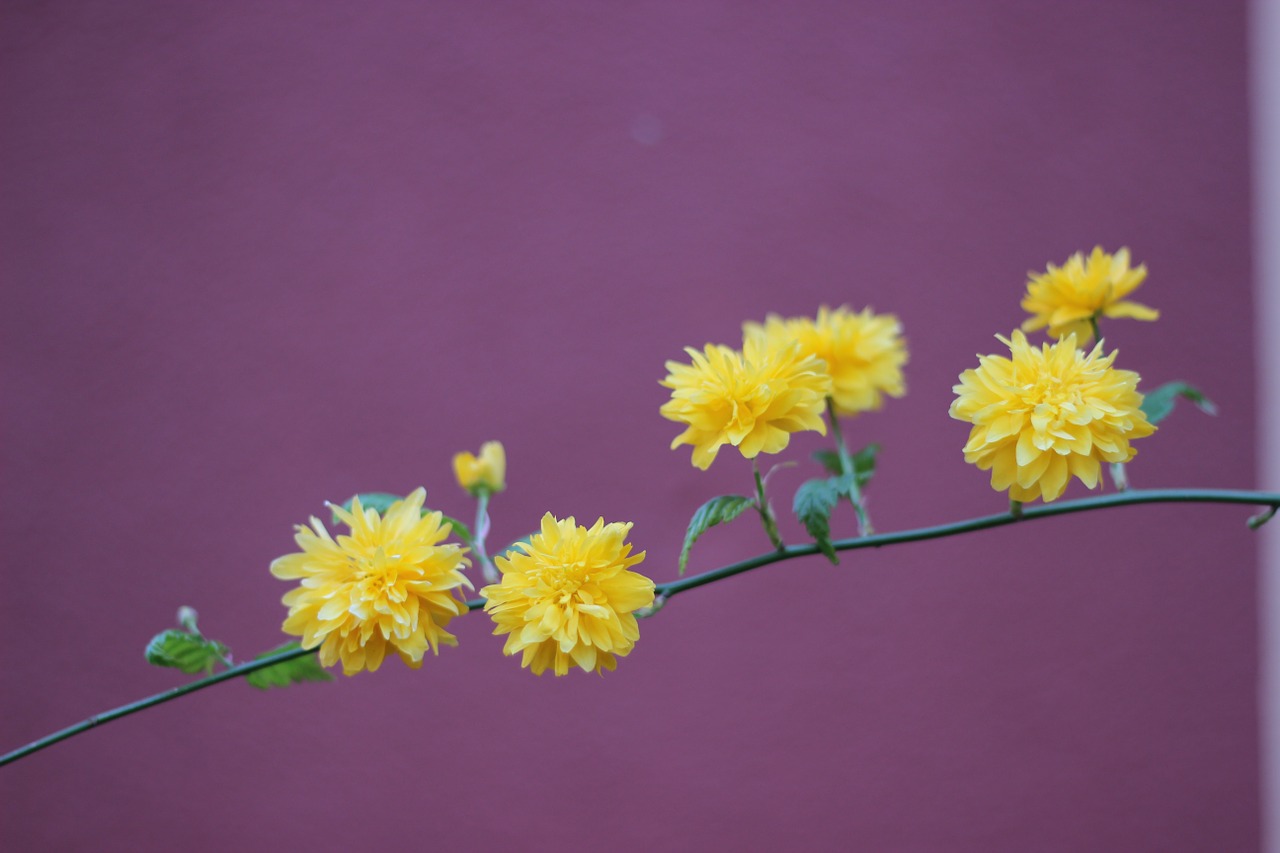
left=453, top=441, right=506, bottom=495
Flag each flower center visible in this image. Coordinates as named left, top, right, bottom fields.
left=349, top=548, right=408, bottom=599
left=1022, top=373, right=1076, bottom=411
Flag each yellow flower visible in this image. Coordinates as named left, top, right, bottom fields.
left=950, top=331, right=1155, bottom=503
left=482, top=513, right=654, bottom=676
left=743, top=305, right=907, bottom=416
left=453, top=441, right=506, bottom=495
left=660, top=337, right=831, bottom=470
left=269, top=489, right=472, bottom=675
left=1021, top=247, right=1158, bottom=340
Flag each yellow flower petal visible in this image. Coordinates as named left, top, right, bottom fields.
left=1102, top=301, right=1160, bottom=321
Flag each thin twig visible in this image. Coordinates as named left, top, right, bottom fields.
left=3, top=487, right=1275, bottom=769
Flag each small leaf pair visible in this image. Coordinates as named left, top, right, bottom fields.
left=145, top=610, right=331, bottom=690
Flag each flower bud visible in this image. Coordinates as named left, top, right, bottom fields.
left=453, top=441, right=506, bottom=495
left=176, top=606, right=200, bottom=633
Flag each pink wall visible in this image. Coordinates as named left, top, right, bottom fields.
left=1, top=2, right=1257, bottom=849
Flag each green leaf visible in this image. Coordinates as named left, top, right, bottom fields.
left=245, top=641, right=334, bottom=690
left=679, top=495, right=755, bottom=575
left=333, top=492, right=402, bottom=525
left=793, top=478, right=840, bottom=565
left=435, top=513, right=472, bottom=543
left=812, top=444, right=879, bottom=489
left=145, top=630, right=231, bottom=675
left=851, top=443, right=880, bottom=489
left=1140, top=382, right=1217, bottom=425
left=812, top=450, right=842, bottom=476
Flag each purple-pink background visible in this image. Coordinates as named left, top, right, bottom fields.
left=1, top=2, right=1257, bottom=850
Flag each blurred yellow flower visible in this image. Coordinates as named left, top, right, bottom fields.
left=1021, top=247, right=1158, bottom=340
left=950, top=331, right=1155, bottom=503
left=743, top=305, right=907, bottom=416
left=660, top=337, right=831, bottom=470
left=270, top=489, right=472, bottom=675
left=482, top=513, right=653, bottom=676
left=453, top=441, right=506, bottom=495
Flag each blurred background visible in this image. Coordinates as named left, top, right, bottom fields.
left=1, top=2, right=1260, bottom=850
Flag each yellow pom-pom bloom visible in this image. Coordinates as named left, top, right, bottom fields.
left=453, top=440, right=506, bottom=495
left=482, top=513, right=654, bottom=676
left=660, top=337, right=831, bottom=470
left=743, top=305, right=907, bottom=416
left=270, top=489, right=472, bottom=675
left=1021, top=247, right=1159, bottom=340
left=950, top=331, right=1155, bottom=503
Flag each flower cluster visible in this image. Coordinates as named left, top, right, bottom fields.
left=660, top=305, right=910, bottom=471
left=744, top=305, right=907, bottom=416
left=950, top=332, right=1155, bottom=502
left=1021, top=246, right=1158, bottom=340
left=269, top=489, right=472, bottom=675
left=264, top=247, right=1166, bottom=684
left=482, top=513, right=654, bottom=676
left=271, top=451, right=655, bottom=677
left=951, top=245, right=1165, bottom=510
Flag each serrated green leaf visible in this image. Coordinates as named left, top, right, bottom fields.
left=793, top=478, right=840, bottom=565
left=813, top=444, right=879, bottom=490
left=333, top=492, right=402, bottom=525
left=812, top=449, right=843, bottom=476
left=679, top=495, right=755, bottom=575
left=1140, top=382, right=1218, bottom=425
left=145, top=630, right=230, bottom=675
left=851, top=443, right=880, bottom=489
left=245, top=641, right=334, bottom=690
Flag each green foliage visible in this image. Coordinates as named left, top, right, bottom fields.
left=850, top=444, right=880, bottom=489
left=679, top=495, right=755, bottom=575
left=145, top=630, right=230, bottom=675
left=1140, top=382, right=1217, bottom=425
left=812, top=450, right=842, bottom=476
left=437, top=514, right=473, bottom=543
left=813, top=443, right=880, bottom=489
left=245, top=642, right=333, bottom=690
left=793, top=478, right=841, bottom=565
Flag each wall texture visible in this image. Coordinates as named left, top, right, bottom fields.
left=0, top=2, right=1256, bottom=850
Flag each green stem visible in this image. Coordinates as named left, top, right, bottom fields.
left=474, top=490, right=498, bottom=584
left=655, top=488, right=1280, bottom=598
left=1089, top=314, right=1102, bottom=345
left=826, top=397, right=872, bottom=536
left=753, top=458, right=786, bottom=552
left=1, top=644, right=304, bottom=767
left=4, top=488, right=1276, bottom=768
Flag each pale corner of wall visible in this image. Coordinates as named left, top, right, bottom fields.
left=1253, top=0, right=1280, bottom=850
